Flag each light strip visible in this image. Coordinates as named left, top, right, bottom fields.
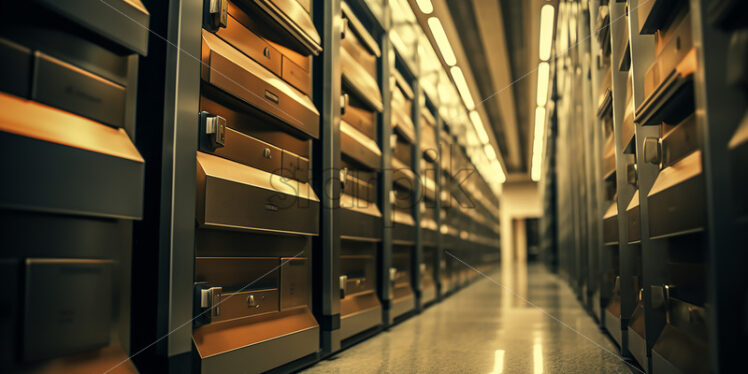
left=416, top=0, right=433, bottom=14
left=427, top=17, right=457, bottom=66
left=539, top=4, right=555, bottom=61
left=492, top=159, right=506, bottom=183
left=469, top=111, right=490, bottom=144
left=531, top=107, right=546, bottom=181
left=484, top=144, right=497, bottom=160
left=450, top=66, right=475, bottom=111
left=536, top=62, right=550, bottom=107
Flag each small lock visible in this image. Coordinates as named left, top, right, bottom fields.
left=247, top=294, right=261, bottom=309
left=263, top=148, right=272, bottom=159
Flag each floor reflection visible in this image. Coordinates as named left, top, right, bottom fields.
left=302, top=262, right=635, bottom=373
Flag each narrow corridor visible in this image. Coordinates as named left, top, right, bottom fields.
left=303, top=264, right=635, bottom=373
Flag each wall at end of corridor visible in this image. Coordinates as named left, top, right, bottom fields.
left=500, top=181, right=542, bottom=264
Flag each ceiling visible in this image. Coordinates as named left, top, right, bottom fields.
left=422, top=0, right=547, bottom=179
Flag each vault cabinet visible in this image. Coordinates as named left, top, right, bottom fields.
left=438, top=129, right=458, bottom=294
left=596, top=3, right=624, bottom=349
left=389, top=65, right=416, bottom=321
left=0, top=0, right=149, bottom=372
left=192, top=1, right=322, bottom=372
left=634, top=1, right=709, bottom=372
left=338, top=0, right=384, bottom=343
left=418, top=104, right=439, bottom=305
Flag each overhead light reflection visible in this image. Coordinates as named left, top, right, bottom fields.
left=490, top=349, right=505, bottom=374
left=539, top=4, right=555, bottom=61
left=427, top=17, right=457, bottom=66
left=536, top=62, right=550, bottom=106
left=533, top=336, right=544, bottom=374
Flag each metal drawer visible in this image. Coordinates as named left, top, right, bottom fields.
left=233, top=0, right=321, bottom=56
left=393, top=136, right=412, bottom=167
left=196, top=152, right=319, bottom=236
left=201, top=31, right=319, bottom=139
left=280, top=257, right=311, bottom=310
left=341, top=120, right=382, bottom=171
left=32, top=52, right=126, bottom=128
left=342, top=92, right=377, bottom=140
left=603, top=202, right=619, bottom=245
left=0, top=93, right=144, bottom=219
left=648, top=151, right=705, bottom=238
left=23, top=259, right=113, bottom=362
left=32, top=0, right=150, bottom=54
left=195, top=257, right=280, bottom=291
left=215, top=12, right=283, bottom=77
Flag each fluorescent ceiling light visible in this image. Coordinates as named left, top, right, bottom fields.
left=531, top=107, right=546, bottom=181
left=427, top=17, right=457, bottom=66
left=539, top=4, right=555, bottom=61
left=450, top=66, right=475, bottom=111
left=484, top=144, right=497, bottom=160
left=491, top=159, right=507, bottom=183
left=416, top=0, right=433, bottom=14
left=469, top=111, right=490, bottom=144
left=536, top=62, right=550, bottom=106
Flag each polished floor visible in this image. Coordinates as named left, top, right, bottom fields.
left=303, top=263, right=636, bottom=373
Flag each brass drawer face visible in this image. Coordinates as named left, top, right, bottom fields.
left=201, top=31, right=319, bottom=139
left=215, top=13, right=283, bottom=77
left=280, top=257, right=310, bottom=310
left=212, top=288, right=280, bottom=323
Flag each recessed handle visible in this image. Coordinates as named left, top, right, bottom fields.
left=626, top=162, right=638, bottom=186
left=643, top=137, right=662, bottom=166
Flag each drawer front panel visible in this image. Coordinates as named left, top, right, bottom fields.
left=23, top=259, right=112, bottom=362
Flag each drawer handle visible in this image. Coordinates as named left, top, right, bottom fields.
left=263, top=147, right=272, bottom=159
left=263, top=47, right=271, bottom=58
left=340, top=93, right=349, bottom=115
left=341, top=17, right=348, bottom=40
left=339, top=275, right=348, bottom=299
left=340, top=167, right=348, bottom=190
left=264, top=90, right=279, bottom=104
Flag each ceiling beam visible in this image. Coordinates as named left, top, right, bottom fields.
left=470, top=0, right=523, bottom=172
